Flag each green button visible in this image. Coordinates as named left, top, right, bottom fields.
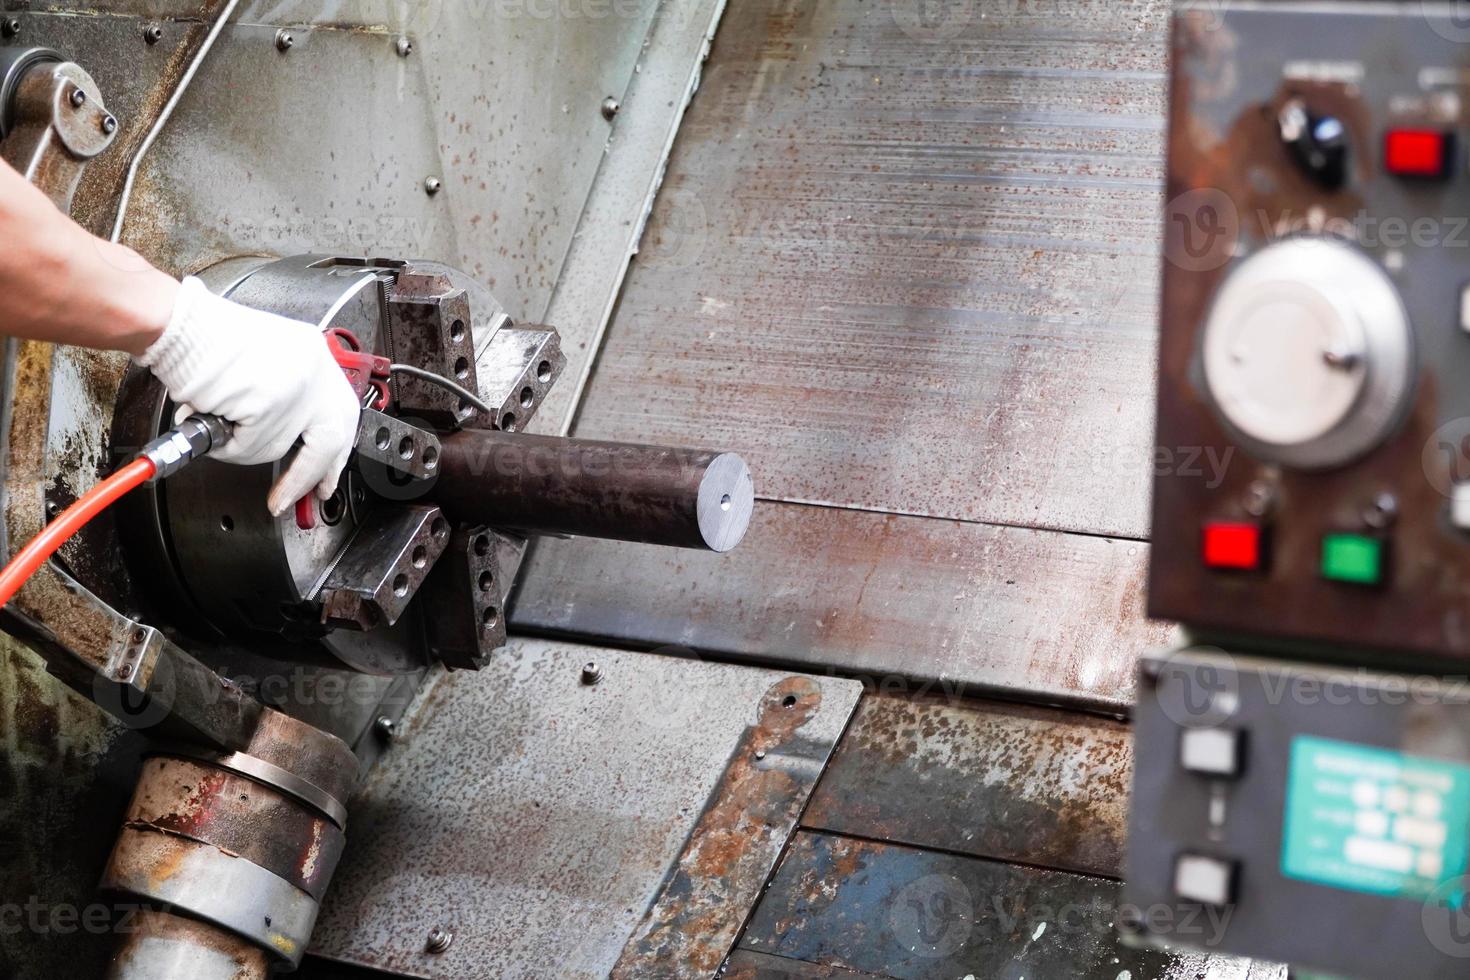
left=1321, top=533, right=1384, bottom=585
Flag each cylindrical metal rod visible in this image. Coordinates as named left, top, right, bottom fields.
left=432, top=430, right=754, bottom=552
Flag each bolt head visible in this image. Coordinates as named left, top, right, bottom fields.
left=580, top=662, right=603, bottom=686
left=424, top=176, right=442, bottom=196
left=275, top=30, right=294, bottom=51
left=425, top=926, right=453, bottom=954
left=69, top=88, right=87, bottom=108
left=395, top=36, right=414, bottom=57
left=101, top=115, right=118, bottom=135
left=601, top=95, right=621, bottom=120
left=374, top=715, right=396, bottom=741
left=1, top=18, right=19, bottom=39
left=144, top=24, right=164, bottom=44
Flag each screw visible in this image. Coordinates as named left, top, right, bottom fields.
left=69, top=88, right=87, bottom=109
left=144, top=24, right=164, bottom=45
left=374, top=715, right=396, bottom=742
left=425, top=926, right=453, bottom=954
left=395, top=36, right=414, bottom=57
left=580, top=662, right=603, bottom=686
left=424, top=176, right=442, bottom=196
left=1364, top=492, right=1399, bottom=530
left=754, top=749, right=767, bottom=761
left=601, top=95, right=620, bottom=120
left=1242, top=480, right=1275, bottom=518
left=1, top=18, right=19, bottom=39
left=275, top=29, right=294, bottom=52
left=44, top=500, right=60, bottom=517
left=101, top=115, right=117, bottom=135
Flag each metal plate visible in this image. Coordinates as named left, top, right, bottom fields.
left=738, top=831, right=1283, bottom=980
left=514, top=501, right=1170, bottom=711
left=311, top=639, right=862, bottom=979
left=803, top=694, right=1132, bottom=879
left=561, top=0, right=1167, bottom=539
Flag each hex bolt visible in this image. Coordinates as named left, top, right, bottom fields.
left=69, top=88, right=87, bottom=109
left=424, top=176, right=442, bottom=196
left=580, top=661, right=603, bottom=686
left=274, top=29, right=294, bottom=52
left=1, top=18, right=20, bottom=39
left=144, top=23, right=164, bottom=45
left=395, top=35, right=414, bottom=57
left=374, top=715, right=397, bottom=742
left=601, top=95, right=621, bottom=120
left=101, top=115, right=118, bottom=135
left=425, top=926, right=453, bottom=954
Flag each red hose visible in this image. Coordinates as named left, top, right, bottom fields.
left=0, top=456, right=156, bottom=610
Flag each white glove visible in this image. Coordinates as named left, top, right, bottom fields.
left=137, top=276, right=361, bottom=517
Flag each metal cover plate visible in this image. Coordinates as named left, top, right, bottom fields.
left=311, top=639, right=862, bottom=979
left=514, top=502, right=1170, bottom=711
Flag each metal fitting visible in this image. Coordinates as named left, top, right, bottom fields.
left=425, top=926, right=453, bottom=954
left=69, top=87, right=87, bottom=108
left=140, top=414, right=231, bottom=482
left=395, top=36, right=414, bottom=57
left=580, top=661, right=603, bottom=686
left=601, top=95, right=620, bottom=120
left=374, top=715, right=396, bottom=742
left=274, top=29, right=294, bottom=52
left=424, top=175, right=442, bottom=196
left=143, top=23, right=164, bottom=45
left=1, top=18, right=19, bottom=39
left=101, top=114, right=117, bottom=135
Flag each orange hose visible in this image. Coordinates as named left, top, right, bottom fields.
left=0, top=456, right=156, bottom=610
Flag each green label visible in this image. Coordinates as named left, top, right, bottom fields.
left=1283, top=736, right=1470, bottom=899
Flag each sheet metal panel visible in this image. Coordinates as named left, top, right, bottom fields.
left=739, top=832, right=1283, bottom=980
left=563, top=0, right=1168, bottom=539
left=311, top=639, right=862, bottom=979
left=802, top=694, right=1132, bottom=878
left=515, top=502, right=1170, bottom=711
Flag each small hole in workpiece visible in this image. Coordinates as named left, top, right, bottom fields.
left=375, top=427, right=391, bottom=451
left=720, top=494, right=732, bottom=512
left=431, top=517, right=448, bottom=539
left=392, top=574, right=410, bottom=598
left=482, top=606, right=499, bottom=629
left=398, top=436, right=414, bottom=461
left=220, top=515, right=234, bottom=532
left=412, top=545, right=428, bottom=569
left=537, top=360, right=552, bottom=383
left=454, top=356, right=470, bottom=379
left=321, top=491, right=346, bottom=526
left=782, top=694, right=797, bottom=708
left=501, top=412, right=517, bottom=431
left=422, top=446, right=439, bottom=470
left=478, top=571, right=494, bottom=592
left=473, top=535, right=491, bottom=556
left=450, top=319, right=466, bottom=342
left=520, top=386, right=535, bottom=408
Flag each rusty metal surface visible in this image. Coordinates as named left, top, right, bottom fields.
left=107, top=908, right=270, bottom=980
left=563, top=0, right=1167, bottom=539
left=738, top=831, right=1283, bottom=980
left=723, top=950, right=891, bottom=980
left=803, top=694, right=1131, bottom=879
left=311, top=638, right=861, bottom=979
left=612, top=675, right=828, bottom=978
left=516, top=502, right=1169, bottom=711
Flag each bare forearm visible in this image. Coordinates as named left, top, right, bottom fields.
left=0, top=158, right=177, bottom=357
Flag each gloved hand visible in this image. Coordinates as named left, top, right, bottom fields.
left=137, top=276, right=361, bottom=517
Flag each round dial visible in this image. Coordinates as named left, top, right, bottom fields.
left=1201, top=237, right=1414, bottom=469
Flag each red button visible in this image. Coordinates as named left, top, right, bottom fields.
left=1385, top=129, right=1453, bottom=178
left=1202, top=521, right=1263, bottom=571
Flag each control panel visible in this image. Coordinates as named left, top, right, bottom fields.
left=1131, top=4, right=1470, bottom=976
left=1149, top=1, right=1470, bottom=662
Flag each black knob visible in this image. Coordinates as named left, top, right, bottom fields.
left=1279, top=100, right=1349, bottom=190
